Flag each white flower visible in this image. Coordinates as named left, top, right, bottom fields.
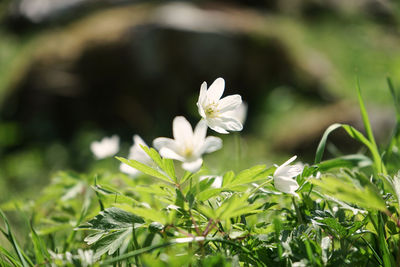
left=77, top=249, right=95, bottom=266
left=90, top=135, right=119, bottom=159
left=197, top=77, right=243, bottom=134
left=120, top=135, right=152, bottom=177
left=273, top=155, right=303, bottom=196
left=199, top=175, right=223, bottom=188
left=225, top=101, right=248, bottom=125
left=153, top=116, right=222, bottom=172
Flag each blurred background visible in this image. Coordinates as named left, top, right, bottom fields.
left=0, top=0, right=399, bottom=202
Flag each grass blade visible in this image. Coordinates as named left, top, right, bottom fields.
left=0, top=210, right=33, bottom=267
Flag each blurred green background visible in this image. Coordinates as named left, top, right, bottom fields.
left=0, top=0, right=399, bottom=202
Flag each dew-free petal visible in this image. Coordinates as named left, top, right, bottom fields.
left=206, top=77, right=225, bottom=102
left=182, top=158, right=203, bottom=172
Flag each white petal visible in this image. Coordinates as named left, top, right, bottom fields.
left=277, top=165, right=302, bottom=178
left=129, top=135, right=151, bottom=164
left=153, top=137, right=175, bottom=151
left=206, top=119, right=229, bottom=134
left=133, top=135, right=146, bottom=147
left=193, top=120, right=207, bottom=148
left=274, top=156, right=298, bottom=176
left=218, top=95, right=242, bottom=113
left=211, top=176, right=223, bottom=188
left=90, top=135, right=120, bottom=159
left=224, top=102, right=247, bottom=125
left=120, top=163, right=140, bottom=177
left=159, top=147, right=185, bottom=161
left=182, top=158, right=203, bottom=172
left=206, top=77, right=225, bottom=102
left=197, top=103, right=206, bottom=118
left=274, top=176, right=299, bottom=194
left=198, top=82, right=208, bottom=107
left=173, top=116, right=193, bottom=144
left=202, top=136, right=222, bottom=153
left=219, top=116, right=243, bottom=131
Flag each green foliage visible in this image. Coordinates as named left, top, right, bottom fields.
left=3, top=78, right=400, bottom=266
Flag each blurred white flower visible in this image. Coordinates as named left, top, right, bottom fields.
left=77, top=249, right=95, bottom=267
left=273, top=155, right=303, bottom=196
left=199, top=175, right=223, bottom=188
left=225, top=101, right=247, bottom=125
left=90, top=135, right=119, bottom=159
left=49, top=249, right=95, bottom=267
left=120, top=135, right=152, bottom=177
left=197, top=77, right=243, bottom=134
left=153, top=116, right=222, bottom=172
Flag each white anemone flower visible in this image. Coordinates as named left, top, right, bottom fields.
left=90, top=135, right=119, bottom=159
left=197, top=77, right=243, bottom=134
left=273, top=155, right=304, bottom=196
left=120, top=135, right=152, bottom=177
left=153, top=116, right=222, bottom=172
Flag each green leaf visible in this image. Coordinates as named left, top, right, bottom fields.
left=80, top=207, right=145, bottom=259
left=317, top=217, right=347, bottom=238
left=162, top=158, right=176, bottom=181
left=197, top=188, right=223, bottom=202
left=114, top=204, right=168, bottom=225
left=317, top=154, right=372, bottom=171
left=311, top=175, right=386, bottom=211
left=224, top=165, right=271, bottom=189
left=116, top=157, right=173, bottom=184
left=0, top=210, right=33, bottom=267
left=314, top=123, right=342, bottom=164
left=222, top=171, right=235, bottom=187
left=78, top=207, right=144, bottom=231
left=30, top=224, right=50, bottom=264
left=199, top=194, right=263, bottom=221
left=392, top=172, right=400, bottom=212
left=92, top=228, right=132, bottom=259
left=356, top=79, right=379, bottom=155
left=314, top=123, right=386, bottom=175
left=0, top=247, right=23, bottom=267
left=377, top=213, right=395, bottom=267
left=141, top=146, right=176, bottom=182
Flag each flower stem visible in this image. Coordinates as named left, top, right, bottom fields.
left=132, top=226, right=141, bottom=267
left=234, top=132, right=241, bottom=172
left=292, top=196, right=303, bottom=224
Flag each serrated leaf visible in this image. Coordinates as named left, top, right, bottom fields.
left=141, top=146, right=163, bottom=168
left=80, top=208, right=145, bottom=259
left=318, top=217, right=347, bottom=238
left=114, top=204, right=168, bottom=224
left=116, top=157, right=173, bottom=184
left=162, top=158, right=176, bottom=182
left=141, top=146, right=177, bottom=182
left=93, top=228, right=132, bottom=259
left=223, top=166, right=271, bottom=189
left=222, top=171, right=235, bottom=187
left=78, top=207, right=144, bottom=230
left=84, top=232, right=106, bottom=245
left=197, top=188, right=223, bottom=201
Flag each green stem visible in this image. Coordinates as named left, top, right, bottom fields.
left=132, top=227, right=141, bottom=267
left=234, top=132, right=241, bottom=172
left=292, top=196, right=303, bottom=224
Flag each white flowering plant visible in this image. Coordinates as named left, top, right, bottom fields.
left=1, top=78, right=400, bottom=266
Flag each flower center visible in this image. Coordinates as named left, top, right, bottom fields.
left=205, top=103, right=219, bottom=118
left=182, top=147, right=193, bottom=158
